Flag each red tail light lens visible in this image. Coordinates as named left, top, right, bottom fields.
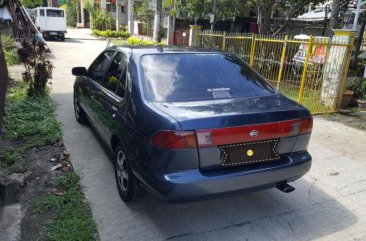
left=151, top=130, right=197, bottom=149
left=299, top=117, right=313, bottom=134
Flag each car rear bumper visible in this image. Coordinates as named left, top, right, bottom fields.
left=141, top=151, right=311, bottom=203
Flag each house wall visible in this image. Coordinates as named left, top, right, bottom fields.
left=77, top=0, right=129, bottom=28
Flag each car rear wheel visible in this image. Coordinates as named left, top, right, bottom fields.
left=115, top=144, right=137, bottom=202
left=73, top=92, right=87, bottom=124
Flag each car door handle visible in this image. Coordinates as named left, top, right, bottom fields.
left=112, top=113, right=116, bottom=118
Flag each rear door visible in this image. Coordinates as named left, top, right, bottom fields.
left=45, top=9, right=66, bottom=32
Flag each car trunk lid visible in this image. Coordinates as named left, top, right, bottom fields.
left=153, top=94, right=312, bottom=170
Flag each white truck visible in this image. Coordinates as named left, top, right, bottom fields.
left=35, top=7, right=67, bottom=41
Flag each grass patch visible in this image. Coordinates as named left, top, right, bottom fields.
left=277, top=83, right=335, bottom=113
left=33, top=172, right=98, bottom=241
left=355, top=123, right=366, bottom=130
left=1, top=35, right=20, bottom=66
left=2, top=147, right=24, bottom=165
left=4, top=81, right=62, bottom=148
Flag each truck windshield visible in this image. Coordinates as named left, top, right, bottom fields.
left=140, top=53, right=276, bottom=102
left=47, top=9, right=64, bottom=17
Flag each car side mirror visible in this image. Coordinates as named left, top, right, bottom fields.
left=72, top=67, right=87, bottom=76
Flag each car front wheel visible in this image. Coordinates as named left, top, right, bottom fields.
left=73, top=92, right=87, bottom=124
left=115, top=144, right=137, bottom=202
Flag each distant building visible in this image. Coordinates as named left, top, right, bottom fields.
left=77, top=0, right=130, bottom=28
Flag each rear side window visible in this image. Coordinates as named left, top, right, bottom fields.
left=88, top=51, right=115, bottom=83
left=141, top=53, right=275, bottom=102
left=47, top=9, right=64, bottom=17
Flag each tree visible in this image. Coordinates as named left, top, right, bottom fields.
left=20, top=0, right=43, bottom=8
left=247, top=0, right=327, bottom=34
left=330, top=0, right=340, bottom=30
left=0, top=38, right=9, bottom=155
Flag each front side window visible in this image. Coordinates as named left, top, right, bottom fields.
left=88, top=51, right=115, bottom=83
left=141, top=53, right=275, bottom=102
left=40, top=9, right=45, bottom=16
left=103, top=52, right=128, bottom=94
left=47, top=9, right=64, bottom=17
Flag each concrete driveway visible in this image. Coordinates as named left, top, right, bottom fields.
left=49, top=28, right=366, bottom=241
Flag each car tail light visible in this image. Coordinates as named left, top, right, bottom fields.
left=299, top=117, right=313, bottom=134
left=151, top=130, right=197, bottom=149
left=195, top=117, right=313, bottom=147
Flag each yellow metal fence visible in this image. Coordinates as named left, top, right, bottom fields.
left=199, top=31, right=354, bottom=114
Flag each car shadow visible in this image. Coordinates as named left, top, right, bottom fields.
left=85, top=116, right=358, bottom=241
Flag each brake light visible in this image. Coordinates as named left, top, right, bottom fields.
left=299, top=117, right=313, bottom=134
left=151, top=130, right=197, bottom=149
left=195, top=118, right=313, bottom=147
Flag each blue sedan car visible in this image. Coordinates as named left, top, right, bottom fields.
left=72, top=46, right=312, bottom=203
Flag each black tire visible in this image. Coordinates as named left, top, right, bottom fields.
left=115, top=144, right=138, bottom=202
left=60, top=34, right=65, bottom=41
left=73, top=92, right=88, bottom=124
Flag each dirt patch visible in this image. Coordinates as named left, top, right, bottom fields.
left=0, top=140, right=73, bottom=241
left=322, top=111, right=366, bottom=131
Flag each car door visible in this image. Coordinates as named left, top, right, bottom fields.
left=92, top=51, right=129, bottom=144
left=78, top=50, right=116, bottom=127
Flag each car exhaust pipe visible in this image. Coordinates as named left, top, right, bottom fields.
left=277, top=183, right=295, bottom=193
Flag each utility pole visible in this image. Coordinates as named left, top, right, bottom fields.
left=153, top=0, right=162, bottom=42
left=128, top=0, right=134, bottom=35
left=0, top=38, right=9, bottom=155
left=116, top=0, right=120, bottom=31
left=210, top=0, right=217, bottom=31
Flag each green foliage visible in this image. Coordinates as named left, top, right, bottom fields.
left=1, top=35, right=20, bottom=66
left=92, top=29, right=130, bottom=38
left=60, top=1, right=78, bottom=27
left=174, top=0, right=211, bottom=21
left=4, top=81, right=62, bottom=147
left=346, top=77, right=366, bottom=100
left=2, top=147, right=24, bottom=165
left=18, top=39, right=53, bottom=96
left=20, top=0, right=43, bottom=8
left=33, top=172, right=98, bottom=241
left=85, top=0, right=116, bottom=31
left=126, top=36, right=164, bottom=45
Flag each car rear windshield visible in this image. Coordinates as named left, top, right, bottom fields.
left=140, top=53, right=276, bottom=102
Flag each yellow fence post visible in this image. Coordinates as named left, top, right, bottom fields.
left=222, top=32, right=227, bottom=51
left=277, top=35, right=288, bottom=89
left=337, top=36, right=355, bottom=110
left=249, top=33, right=256, bottom=67
left=297, top=35, right=313, bottom=104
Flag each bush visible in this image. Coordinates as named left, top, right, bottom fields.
left=126, top=36, right=164, bottom=46
left=92, top=29, right=131, bottom=38
left=1, top=35, right=20, bottom=66
left=346, top=77, right=366, bottom=100
left=17, top=39, right=53, bottom=96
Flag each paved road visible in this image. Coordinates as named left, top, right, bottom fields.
left=49, top=28, right=366, bottom=241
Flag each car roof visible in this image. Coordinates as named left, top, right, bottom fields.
left=109, top=45, right=223, bottom=58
